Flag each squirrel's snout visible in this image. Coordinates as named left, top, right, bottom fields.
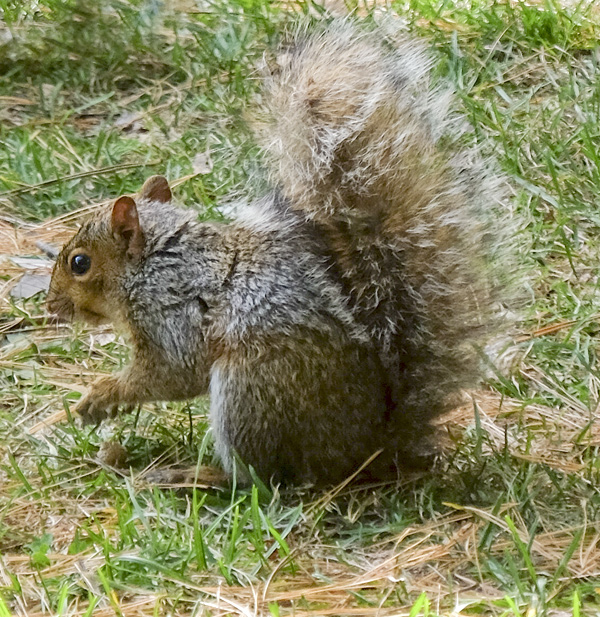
left=46, top=287, right=73, bottom=322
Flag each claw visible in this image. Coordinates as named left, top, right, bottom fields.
left=76, top=393, right=113, bottom=425
left=76, top=395, right=137, bottom=425
left=77, top=398, right=109, bottom=425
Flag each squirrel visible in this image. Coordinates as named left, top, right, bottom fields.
left=46, top=20, right=513, bottom=486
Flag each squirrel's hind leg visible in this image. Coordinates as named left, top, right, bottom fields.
left=141, top=465, right=229, bottom=489
left=208, top=331, right=393, bottom=487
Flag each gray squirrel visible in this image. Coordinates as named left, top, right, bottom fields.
left=46, top=20, right=512, bottom=485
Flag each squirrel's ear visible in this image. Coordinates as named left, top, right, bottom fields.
left=111, top=196, right=145, bottom=258
left=139, top=175, right=172, bottom=204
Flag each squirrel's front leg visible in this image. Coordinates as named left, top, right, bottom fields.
left=76, top=348, right=210, bottom=425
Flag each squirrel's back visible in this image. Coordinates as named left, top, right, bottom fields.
left=257, top=20, right=513, bottom=440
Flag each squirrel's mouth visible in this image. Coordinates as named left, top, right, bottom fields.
left=47, top=295, right=108, bottom=326
left=76, top=308, right=109, bottom=326
left=46, top=294, right=74, bottom=323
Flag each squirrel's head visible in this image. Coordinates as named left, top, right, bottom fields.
left=47, top=175, right=172, bottom=326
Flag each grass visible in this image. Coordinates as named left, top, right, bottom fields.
left=1, top=0, right=600, bottom=614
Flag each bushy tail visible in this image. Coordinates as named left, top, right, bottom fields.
left=259, top=20, right=513, bottom=437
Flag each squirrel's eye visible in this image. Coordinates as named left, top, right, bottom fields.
left=70, top=254, right=91, bottom=276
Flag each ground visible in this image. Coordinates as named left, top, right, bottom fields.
left=1, top=1, right=600, bottom=615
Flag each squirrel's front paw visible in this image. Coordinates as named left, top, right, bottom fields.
left=76, top=377, right=125, bottom=425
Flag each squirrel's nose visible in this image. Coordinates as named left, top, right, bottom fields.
left=46, top=287, right=58, bottom=314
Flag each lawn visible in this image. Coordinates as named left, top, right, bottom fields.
left=1, top=0, right=600, bottom=615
